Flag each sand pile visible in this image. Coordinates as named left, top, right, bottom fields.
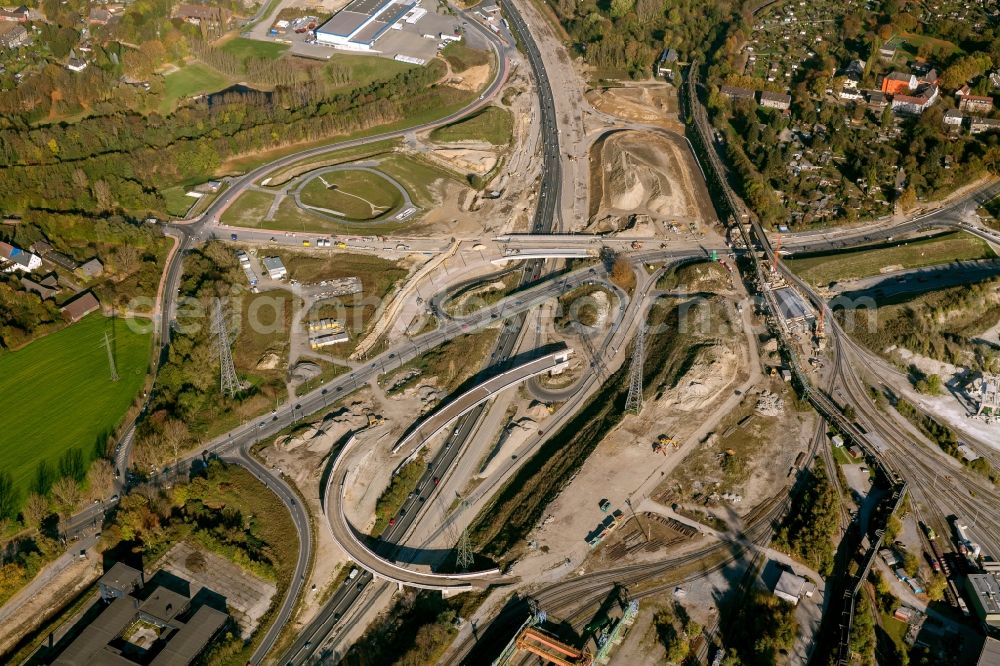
left=658, top=343, right=739, bottom=412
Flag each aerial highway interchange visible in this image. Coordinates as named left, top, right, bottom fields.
left=8, top=0, right=1000, bottom=664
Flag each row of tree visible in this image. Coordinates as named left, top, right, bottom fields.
left=0, top=60, right=462, bottom=219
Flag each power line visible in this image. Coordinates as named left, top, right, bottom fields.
left=624, top=324, right=645, bottom=415
left=214, top=299, right=243, bottom=398
left=456, top=501, right=474, bottom=572
left=103, top=332, right=119, bottom=382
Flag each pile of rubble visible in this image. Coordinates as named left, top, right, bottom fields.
left=755, top=390, right=784, bottom=416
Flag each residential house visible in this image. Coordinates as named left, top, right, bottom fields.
left=174, top=3, right=230, bottom=28
left=60, top=291, right=100, bottom=322
left=0, top=20, right=26, bottom=48
left=867, top=90, right=888, bottom=109
left=0, top=5, right=28, bottom=22
left=67, top=57, right=87, bottom=72
left=77, top=257, right=104, bottom=278
left=880, top=72, right=917, bottom=95
left=892, top=84, right=938, bottom=115
left=943, top=108, right=964, bottom=128
left=959, top=94, right=994, bottom=115
left=20, top=276, right=58, bottom=299
left=971, top=117, right=1000, bottom=135
left=839, top=88, right=863, bottom=101
left=88, top=7, right=111, bottom=24
left=760, top=91, right=792, bottom=111
left=719, top=84, right=756, bottom=102
left=32, top=241, right=76, bottom=270
left=843, top=59, right=865, bottom=87
left=656, top=47, right=678, bottom=80
left=0, top=240, right=41, bottom=272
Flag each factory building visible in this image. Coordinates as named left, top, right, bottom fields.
left=314, top=0, right=418, bottom=51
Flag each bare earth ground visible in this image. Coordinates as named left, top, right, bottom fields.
left=507, top=298, right=751, bottom=584
left=586, top=82, right=683, bottom=131
left=588, top=130, right=715, bottom=233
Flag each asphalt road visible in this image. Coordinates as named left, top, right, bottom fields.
left=280, top=3, right=567, bottom=657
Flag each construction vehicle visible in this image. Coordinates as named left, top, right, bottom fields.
left=302, top=240, right=311, bottom=247
left=367, top=413, right=384, bottom=428
left=336, top=241, right=347, bottom=249
left=653, top=435, right=679, bottom=455
left=630, top=240, right=643, bottom=250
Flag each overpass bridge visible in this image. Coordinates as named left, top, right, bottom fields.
left=392, top=346, right=573, bottom=456
left=326, top=435, right=513, bottom=591
left=325, top=349, right=571, bottom=590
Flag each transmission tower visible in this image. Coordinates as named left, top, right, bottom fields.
left=213, top=300, right=243, bottom=398
left=456, top=498, right=475, bottom=571
left=103, top=332, right=119, bottom=382
left=624, top=324, right=646, bottom=415
left=456, top=527, right=474, bottom=571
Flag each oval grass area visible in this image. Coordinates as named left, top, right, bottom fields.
left=298, top=169, right=404, bottom=221
left=0, top=313, right=151, bottom=501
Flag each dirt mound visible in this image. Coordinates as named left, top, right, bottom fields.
left=432, top=147, right=498, bottom=175
left=290, top=360, right=321, bottom=382
left=593, top=131, right=709, bottom=225
left=448, top=64, right=491, bottom=92
left=657, top=342, right=739, bottom=412
left=586, top=84, right=680, bottom=128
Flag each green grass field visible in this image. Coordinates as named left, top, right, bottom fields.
left=326, top=54, right=416, bottom=90
left=0, top=314, right=150, bottom=498
left=430, top=106, right=513, bottom=145
left=220, top=37, right=289, bottom=61
left=786, top=232, right=996, bottom=286
left=160, top=185, right=199, bottom=218
left=220, top=190, right=276, bottom=226
left=377, top=155, right=464, bottom=207
left=441, top=41, right=491, bottom=71
left=298, top=170, right=403, bottom=220
left=160, top=62, right=232, bottom=113
left=262, top=139, right=400, bottom=187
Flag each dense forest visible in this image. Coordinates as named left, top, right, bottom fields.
left=0, top=59, right=462, bottom=219
left=544, top=0, right=744, bottom=78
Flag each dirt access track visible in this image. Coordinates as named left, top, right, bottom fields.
left=589, top=129, right=715, bottom=227
left=586, top=83, right=682, bottom=132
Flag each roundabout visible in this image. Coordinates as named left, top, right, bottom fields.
left=292, top=162, right=416, bottom=225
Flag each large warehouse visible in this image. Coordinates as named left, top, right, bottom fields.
left=315, top=0, right=418, bottom=50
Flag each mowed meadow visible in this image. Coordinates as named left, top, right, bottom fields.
left=0, top=314, right=150, bottom=501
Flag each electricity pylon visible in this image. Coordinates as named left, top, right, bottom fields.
left=624, top=325, right=646, bottom=415
left=103, top=332, right=119, bottom=382
left=214, top=300, right=243, bottom=398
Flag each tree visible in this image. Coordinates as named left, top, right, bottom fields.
left=21, top=493, right=51, bottom=528
left=902, top=550, right=920, bottom=578
left=611, top=256, right=636, bottom=292
left=87, top=460, right=115, bottom=500
left=0, top=471, right=17, bottom=522
left=849, top=595, right=876, bottom=666
left=926, top=573, right=947, bottom=601
left=915, top=373, right=942, bottom=395
left=50, top=477, right=81, bottom=514
left=609, top=0, right=635, bottom=19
